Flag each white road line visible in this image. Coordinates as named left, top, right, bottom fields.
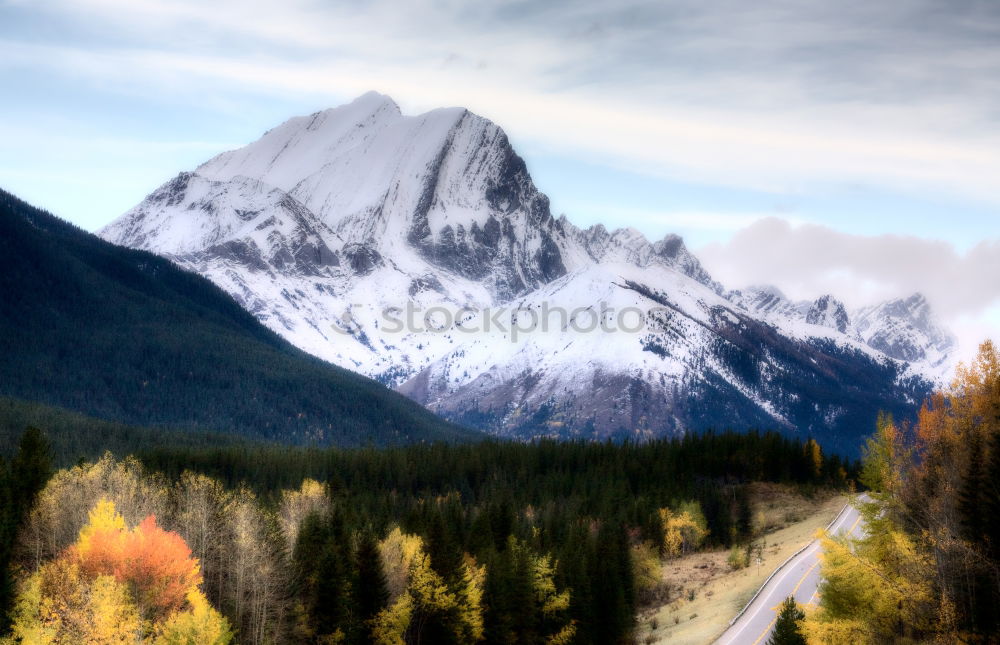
left=716, top=543, right=819, bottom=645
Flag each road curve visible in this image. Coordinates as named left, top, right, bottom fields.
left=713, top=496, right=866, bottom=645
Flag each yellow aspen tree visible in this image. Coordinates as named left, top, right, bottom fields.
left=154, top=589, right=233, bottom=645
left=17, top=454, right=167, bottom=571
left=804, top=438, right=823, bottom=479
left=658, top=505, right=707, bottom=558
left=169, top=472, right=231, bottom=610
left=805, top=416, right=937, bottom=643
left=7, top=498, right=231, bottom=645
left=278, top=478, right=328, bottom=549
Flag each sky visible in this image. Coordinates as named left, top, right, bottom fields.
left=1, top=0, right=998, bottom=360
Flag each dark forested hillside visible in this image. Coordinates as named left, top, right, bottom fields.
left=0, top=189, right=478, bottom=446
left=0, top=397, right=259, bottom=464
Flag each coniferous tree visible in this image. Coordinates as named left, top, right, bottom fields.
left=8, top=427, right=52, bottom=505
left=352, top=529, right=389, bottom=642
left=426, top=509, right=464, bottom=582
left=982, top=431, right=1000, bottom=635
left=482, top=541, right=528, bottom=645
left=958, top=430, right=986, bottom=542
left=0, top=455, right=10, bottom=635
left=736, top=485, right=754, bottom=543
left=955, top=428, right=997, bottom=634
left=589, top=521, right=633, bottom=644
left=292, top=511, right=354, bottom=642
left=768, top=597, right=807, bottom=645
left=488, top=498, right=515, bottom=552
left=0, top=427, right=51, bottom=634
left=557, top=524, right=592, bottom=644
left=984, top=431, right=1000, bottom=564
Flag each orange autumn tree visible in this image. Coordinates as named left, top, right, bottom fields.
left=74, top=500, right=201, bottom=621
left=5, top=498, right=231, bottom=644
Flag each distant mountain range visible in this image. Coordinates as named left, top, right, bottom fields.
left=99, top=92, right=955, bottom=453
left=0, top=188, right=477, bottom=446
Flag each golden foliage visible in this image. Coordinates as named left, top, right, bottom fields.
left=7, top=499, right=230, bottom=644
left=372, top=527, right=486, bottom=644
left=18, top=454, right=167, bottom=571
left=73, top=502, right=202, bottom=621
left=630, top=541, right=662, bottom=600
left=802, top=341, right=1000, bottom=645
left=278, top=478, right=328, bottom=548
left=153, top=589, right=233, bottom=645
left=658, top=503, right=707, bottom=558
left=804, top=524, right=936, bottom=644
left=805, top=438, right=823, bottom=479
left=7, top=559, right=141, bottom=644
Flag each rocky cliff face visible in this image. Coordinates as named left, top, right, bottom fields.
left=855, top=294, right=956, bottom=369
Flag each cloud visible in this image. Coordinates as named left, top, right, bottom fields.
left=4, top=0, right=1000, bottom=203
left=697, top=218, right=1000, bottom=358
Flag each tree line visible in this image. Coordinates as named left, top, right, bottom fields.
left=1, top=429, right=854, bottom=643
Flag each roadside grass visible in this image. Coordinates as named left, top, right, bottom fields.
left=636, top=484, right=847, bottom=645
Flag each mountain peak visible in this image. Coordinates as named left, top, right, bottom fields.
left=806, top=294, right=851, bottom=334
left=300, top=91, right=402, bottom=130
left=854, top=292, right=956, bottom=369
left=652, top=232, right=685, bottom=259
left=347, top=90, right=401, bottom=113
left=750, top=284, right=788, bottom=300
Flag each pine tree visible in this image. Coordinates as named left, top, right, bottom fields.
left=736, top=486, right=754, bottom=543
left=292, top=511, right=354, bottom=641
left=9, top=427, right=52, bottom=504
left=560, top=525, right=594, bottom=644
left=967, top=430, right=1000, bottom=635
left=488, top=499, right=515, bottom=552
left=0, top=427, right=51, bottom=634
left=985, top=431, right=1000, bottom=564
left=482, top=542, right=525, bottom=645
left=590, top=522, right=633, bottom=644
left=957, top=430, right=985, bottom=542
left=0, top=454, right=11, bottom=636
left=353, top=529, right=389, bottom=642
left=768, top=597, right=807, bottom=645
left=426, top=509, right=463, bottom=582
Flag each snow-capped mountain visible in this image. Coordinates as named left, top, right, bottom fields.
left=100, top=92, right=954, bottom=453
left=728, top=286, right=956, bottom=381
left=854, top=294, right=956, bottom=373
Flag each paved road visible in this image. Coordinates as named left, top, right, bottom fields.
left=714, top=497, right=866, bottom=645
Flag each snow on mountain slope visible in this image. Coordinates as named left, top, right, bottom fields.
left=854, top=293, right=957, bottom=377
left=100, top=92, right=952, bottom=449
left=560, top=218, right=723, bottom=292
left=196, top=91, right=570, bottom=301
left=399, top=261, right=926, bottom=450
left=729, top=286, right=811, bottom=320
left=729, top=286, right=957, bottom=382
left=806, top=295, right=852, bottom=335
left=101, top=173, right=343, bottom=270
